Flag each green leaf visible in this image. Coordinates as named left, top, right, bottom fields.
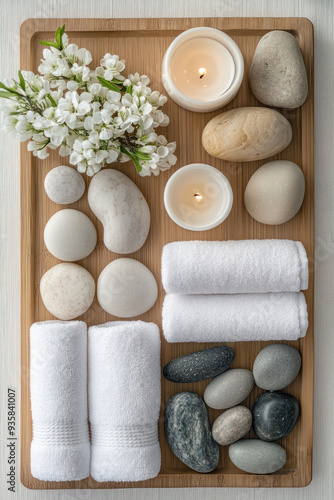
left=0, top=90, right=16, bottom=99
left=120, top=146, right=142, bottom=173
left=60, top=24, right=66, bottom=37
left=18, top=71, right=26, bottom=91
left=46, top=94, right=57, bottom=107
left=97, top=76, right=122, bottom=93
left=0, top=81, right=13, bottom=92
left=134, top=151, right=152, bottom=161
left=39, top=40, right=59, bottom=49
left=55, top=26, right=62, bottom=48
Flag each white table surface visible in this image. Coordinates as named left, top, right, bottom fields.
left=0, top=0, right=333, bottom=499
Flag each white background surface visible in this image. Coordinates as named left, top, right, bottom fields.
left=0, top=0, right=333, bottom=499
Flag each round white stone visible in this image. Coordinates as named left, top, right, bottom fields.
left=44, top=165, right=86, bottom=204
left=44, top=209, right=97, bottom=262
left=97, top=258, right=158, bottom=318
left=40, top=263, right=95, bottom=320
left=244, top=160, right=305, bottom=225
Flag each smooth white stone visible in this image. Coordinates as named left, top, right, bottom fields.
left=97, top=258, right=158, bottom=318
left=44, top=165, right=86, bottom=204
left=244, top=160, right=305, bottom=225
left=44, top=209, right=97, bottom=262
left=88, top=169, right=150, bottom=254
left=40, top=263, right=95, bottom=320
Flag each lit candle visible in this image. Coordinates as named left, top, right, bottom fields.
left=164, top=163, right=233, bottom=231
left=162, top=27, right=244, bottom=112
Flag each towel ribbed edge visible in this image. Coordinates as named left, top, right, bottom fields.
left=32, top=420, right=90, bottom=446
left=90, top=423, right=158, bottom=448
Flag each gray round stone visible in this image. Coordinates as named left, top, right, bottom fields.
left=204, top=369, right=254, bottom=410
left=163, top=346, right=235, bottom=383
left=229, top=439, right=287, bottom=474
left=212, top=406, right=252, bottom=446
left=252, top=391, right=300, bottom=442
left=249, top=30, right=308, bottom=109
left=164, top=392, right=219, bottom=473
left=253, top=344, right=301, bottom=391
left=44, top=166, right=86, bottom=204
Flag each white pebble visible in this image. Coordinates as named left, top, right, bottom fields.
left=44, top=209, right=97, bottom=262
left=44, top=165, right=85, bottom=204
left=40, top=263, right=95, bottom=320
left=97, top=258, right=158, bottom=318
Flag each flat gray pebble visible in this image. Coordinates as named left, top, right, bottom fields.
left=204, top=369, right=254, bottom=410
left=253, top=343, right=301, bottom=391
left=229, top=439, right=287, bottom=474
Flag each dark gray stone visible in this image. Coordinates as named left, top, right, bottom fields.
left=229, top=439, right=286, bottom=474
left=253, top=343, right=302, bottom=391
left=163, top=346, right=235, bottom=383
left=252, top=391, right=300, bottom=441
left=164, top=392, right=219, bottom=473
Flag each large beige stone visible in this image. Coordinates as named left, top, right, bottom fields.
left=202, top=107, right=292, bottom=162
left=249, top=30, right=308, bottom=109
left=244, top=160, right=305, bottom=225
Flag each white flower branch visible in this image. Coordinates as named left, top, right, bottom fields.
left=0, top=25, right=177, bottom=177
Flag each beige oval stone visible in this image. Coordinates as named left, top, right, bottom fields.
left=244, top=160, right=305, bottom=225
left=40, top=263, right=95, bottom=320
left=249, top=30, right=308, bottom=109
left=212, top=406, right=252, bottom=446
left=202, top=107, right=292, bottom=162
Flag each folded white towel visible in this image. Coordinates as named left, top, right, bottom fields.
left=162, top=239, right=308, bottom=294
left=30, top=320, right=90, bottom=481
left=89, top=321, right=161, bottom=482
left=162, top=293, right=308, bottom=342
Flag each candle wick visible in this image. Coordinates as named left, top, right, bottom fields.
left=198, top=67, right=207, bottom=79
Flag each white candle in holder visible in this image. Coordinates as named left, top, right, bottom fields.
left=162, top=27, right=244, bottom=112
left=164, top=163, right=233, bottom=231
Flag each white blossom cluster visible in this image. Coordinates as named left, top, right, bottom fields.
left=0, top=27, right=177, bottom=176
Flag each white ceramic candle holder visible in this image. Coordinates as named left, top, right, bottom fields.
left=162, top=27, right=244, bottom=112
left=164, top=163, right=233, bottom=231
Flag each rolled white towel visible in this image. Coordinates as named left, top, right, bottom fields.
left=162, top=239, right=308, bottom=294
left=162, top=293, right=308, bottom=342
left=30, top=320, right=90, bottom=481
left=89, top=321, right=161, bottom=482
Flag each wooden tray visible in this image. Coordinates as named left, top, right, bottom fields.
left=20, top=17, right=314, bottom=489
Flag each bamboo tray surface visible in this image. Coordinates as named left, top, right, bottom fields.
left=20, top=17, right=314, bottom=489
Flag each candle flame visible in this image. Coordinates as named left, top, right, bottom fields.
left=198, top=67, right=207, bottom=79
left=194, top=193, right=203, bottom=202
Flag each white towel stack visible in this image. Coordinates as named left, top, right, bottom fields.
left=30, top=320, right=90, bottom=481
left=89, top=321, right=161, bottom=482
left=162, top=240, right=309, bottom=343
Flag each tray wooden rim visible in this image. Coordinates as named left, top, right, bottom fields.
left=20, top=17, right=314, bottom=490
